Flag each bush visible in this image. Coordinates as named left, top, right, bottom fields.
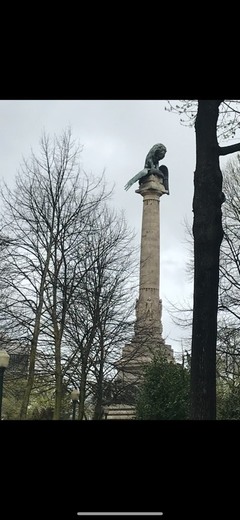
left=136, top=355, right=190, bottom=420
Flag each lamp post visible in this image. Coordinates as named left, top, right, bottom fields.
left=0, top=350, right=10, bottom=420
left=71, top=389, right=80, bottom=420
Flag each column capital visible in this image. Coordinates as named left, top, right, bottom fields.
left=135, top=173, right=168, bottom=198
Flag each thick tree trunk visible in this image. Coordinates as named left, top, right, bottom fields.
left=191, top=100, right=224, bottom=420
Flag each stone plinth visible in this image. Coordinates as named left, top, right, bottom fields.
left=104, top=404, right=136, bottom=420
left=115, top=339, right=174, bottom=385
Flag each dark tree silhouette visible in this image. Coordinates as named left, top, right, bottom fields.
left=167, top=100, right=240, bottom=419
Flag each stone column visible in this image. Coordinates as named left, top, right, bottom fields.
left=134, top=173, right=167, bottom=341
left=103, top=172, right=174, bottom=418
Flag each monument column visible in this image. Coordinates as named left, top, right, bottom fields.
left=104, top=144, right=174, bottom=419
left=134, top=173, right=167, bottom=341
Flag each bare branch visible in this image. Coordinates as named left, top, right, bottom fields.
left=218, top=143, right=240, bottom=156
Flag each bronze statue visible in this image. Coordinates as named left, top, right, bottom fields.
left=124, top=143, right=169, bottom=194
left=144, top=143, right=167, bottom=169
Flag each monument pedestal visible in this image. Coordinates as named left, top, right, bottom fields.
left=103, top=404, right=136, bottom=420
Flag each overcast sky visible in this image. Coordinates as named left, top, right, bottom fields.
left=0, top=100, right=209, bottom=358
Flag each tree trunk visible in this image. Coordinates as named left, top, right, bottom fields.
left=78, top=368, right=86, bottom=420
left=53, top=330, right=62, bottom=420
left=52, top=272, right=63, bottom=420
left=92, top=381, right=104, bottom=420
left=20, top=249, right=52, bottom=420
left=191, top=100, right=224, bottom=419
left=92, top=336, right=104, bottom=420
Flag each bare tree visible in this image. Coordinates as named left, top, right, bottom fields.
left=61, top=205, right=138, bottom=419
left=0, top=128, right=139, bottom=420
left=217, top=155, right=240, bottom=383
left=0, top=128, right=112, bottom=419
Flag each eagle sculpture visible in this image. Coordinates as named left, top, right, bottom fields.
left=124, top=143, right=169, bottom=194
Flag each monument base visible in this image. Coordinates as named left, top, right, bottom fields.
left=116, top=337, right=174, bottom=383
left=104, top=337, right=174, bottom=419
left=103, top=404, right=136, bottom=420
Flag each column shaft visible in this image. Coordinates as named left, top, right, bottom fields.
left=134, top=174, right=167, bottom=338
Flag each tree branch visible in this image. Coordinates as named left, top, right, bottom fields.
left=218, top=143, right=240, bottom=156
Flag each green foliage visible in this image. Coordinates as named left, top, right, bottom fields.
left=2, top=377, right=27, bottom=419
left=217, top=383, right=240, bottom=420
left=30, top=406, right=54, bottom=420
left=2, top=376, right=72, bottom=420
left=27, top=381, right=72, bottom=420
left=136, top=355, right=190, bottom=420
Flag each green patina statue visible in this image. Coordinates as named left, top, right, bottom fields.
left=124, top=143, right=169, bottom=194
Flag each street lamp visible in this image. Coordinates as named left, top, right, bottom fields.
left=71, top=389, right=80, bottom=420
left=0, top=350, right=10, bottom=420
